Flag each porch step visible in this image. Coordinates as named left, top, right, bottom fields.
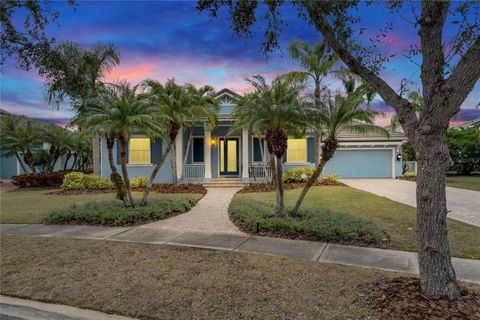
left=206, top=178, right=245, bottom=188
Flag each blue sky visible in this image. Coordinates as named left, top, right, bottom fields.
left=2, top=1, right=479, bottom=126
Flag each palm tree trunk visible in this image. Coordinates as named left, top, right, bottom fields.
left=70, top=153, right=78, bottom=170
left=291, top=138, right=338, bottom=216
left=24, top=150, right=36, bottom=173
left=119, top=137, right=134, bottom=208
left=106, top=136, right=128, bottom=206
left=314, top=131, right=322, bottom=166
left=140, top=141, right=173, bottom=206
left=275, top=155, right=285, bottom=216
left=181, top=127, right=193, bottom=180
left=15, top=152, right=28, bottom=173
left=270, top=152, right=277, bottom=187
left=171, top=144, right=177, bottom=184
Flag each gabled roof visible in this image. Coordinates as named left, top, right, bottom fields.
left=215, top=88, right=241, bottom=99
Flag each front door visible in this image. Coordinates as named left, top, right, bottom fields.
left=219, top=138, right=239, bottom=176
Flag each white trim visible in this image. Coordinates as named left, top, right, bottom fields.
left=204, top=130, right=212, bottom=179
left=99, top=136, right=103, bottom=177
left=338, top=141, right=403, bottom=147
left=242, top=128, right=249, bottom=179
left=191, top=136, right=205, bottom=164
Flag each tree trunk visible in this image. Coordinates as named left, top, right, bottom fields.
left=314, top=131, right=322, bottom=166
left=15, top=152, right=28, bottom=173
left=140, top=141, right=173, bottom=206
left=106, top=139, right=127, bottom=206
left=24, top=150, right=36, bottom=173
left=171, top=143, right=177, bottom=184
left=275, top=155, right=285, bottom=216
left=119, top=138, right=134, bottom=208
left=181, top=126, right=193, bottom=179
left=270, top=151, right=277, bottom=187
left=291, top=138, right=338, bottom=216
left=64, top=152, right=72, bottom=171
left=415, top=132, right=460, bottom=298
left=70, top=153, right=78, bottom=170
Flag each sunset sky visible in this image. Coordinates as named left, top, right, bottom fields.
left=2, top=1, right=479, bottom=127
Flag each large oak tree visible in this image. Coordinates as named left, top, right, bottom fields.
left=198, top=0, right=480, bottom=299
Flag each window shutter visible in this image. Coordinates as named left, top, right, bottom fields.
left=307, top=137, right=315, bottom=163
left=150, top=140, right=162, bottom=164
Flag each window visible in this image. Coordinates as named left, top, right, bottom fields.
left=129, top=138, right=151, bottom=164
left=192, top=137, right=204, bottom=162
left=287, top=139, right=307, bottom=162
left=253, top=137, right=265, bottom=162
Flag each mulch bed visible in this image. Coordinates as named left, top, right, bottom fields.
left=238, top=180, right=344, bottom=193
left=51, top=183, right=207, bottom=195
left=366, top=277, right=480, bottom=320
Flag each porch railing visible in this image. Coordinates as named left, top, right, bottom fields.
left=183, top=164, right=205, bottom=180
left=248, top=163, right=272, bottom=181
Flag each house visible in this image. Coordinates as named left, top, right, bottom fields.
left=0, top=110, right=73, bottom=179
left=454, top=118, right=480, bottom=131
left=95, top=89, right=407, bottom=184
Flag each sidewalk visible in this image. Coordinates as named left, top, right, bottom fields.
left=0, top=295, right=135, bottom=320
left=2, top=223, right=479, bottom=284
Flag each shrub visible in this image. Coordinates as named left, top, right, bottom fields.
left=229, top=197, right=383, bottom=244
left=12, top=171, right=69, bottom=188
left=62, top=172, right=114, bottom=190
left=326, top=173, right=339, bottom=183
left=131, top=176, right=148, bottom=188
left=45, top=196, right=199, bottom=226
left=284, top=167, right=316, bottom=183
left=404, top=171, right=416, bottom=178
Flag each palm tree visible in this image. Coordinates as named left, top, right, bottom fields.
left=46, top=42, right=120, bottom=106
left=0, top=114, right=29, bottom=173
left=233, top=75, right=306, bottom=216
left=180, top=84, right=219, bottom=180
left=74, top=83, right=163, bottom=207
left=14, top=120, right=42, bottom=173
left=41, top=124, right=75, bottom=172
left=140, top=79, right=214, bottom=206
left=285, top=40, right=338, bottom=165
left=290, top=92, right=389, bottom=215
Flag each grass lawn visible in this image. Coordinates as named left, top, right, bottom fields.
left=231, top=186, right=480, bottom=259
left=0, top=189, right=202, bottom=224
left=0, top=236, right=460, bottom=320
left=446, top=175, right=480, bottom=192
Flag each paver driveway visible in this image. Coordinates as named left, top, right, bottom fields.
left=142, top=187, right=244, bottom=234
left=342, top=179, right=480, bottom=227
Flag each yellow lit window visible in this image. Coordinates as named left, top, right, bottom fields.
left=129, top=138, right=151, bottom=164
left=287, top=139, right=307, bottom=162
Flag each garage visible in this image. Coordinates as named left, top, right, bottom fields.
left=323, top=149, right=393, bottom=178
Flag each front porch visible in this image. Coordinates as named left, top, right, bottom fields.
left=177, top=123, right=273, bottom=184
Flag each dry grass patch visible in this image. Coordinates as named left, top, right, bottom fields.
left=0, top=236, right=421, bottom=320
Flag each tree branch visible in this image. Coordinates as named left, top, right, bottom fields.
left=445, top=36, right=480, bottom=115
left=304, top=3, right=418, bottom=137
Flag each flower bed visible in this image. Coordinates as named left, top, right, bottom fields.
left=11, top=171, right=92, bottom=188
left=239, top=179, right=344, bottom=193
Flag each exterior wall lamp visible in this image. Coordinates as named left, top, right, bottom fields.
left=211, top=137, right=217, bottom=148
left=396, top=153, right=402, bottom=161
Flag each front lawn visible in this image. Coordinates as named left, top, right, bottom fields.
left=446, top=175, right=480, bottom=192
left=231, top=186, right=480, bottom=259
left=0, top=189, right=202, bottom=224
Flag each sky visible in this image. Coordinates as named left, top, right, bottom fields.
left=2, top=1, right=479, bottom=127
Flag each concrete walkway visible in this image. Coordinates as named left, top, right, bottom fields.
left=342, top=179, right=480, bottom=227
left=0, top=295, right=135, bottom=320
left=143, top=187, right=243, bottom=234
left=2, top=223, right=479, bottom=284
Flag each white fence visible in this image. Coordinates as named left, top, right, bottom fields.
left=405, top=161, right=417, bottom=174
left=248, top=163, right=272, bottom=182
left=183, top=164, right=205, bottom=180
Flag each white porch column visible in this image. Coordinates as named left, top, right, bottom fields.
left=175, top=130, right=183, bottom=179
left=204, top=130, right=212, bottom=179
left=242, top=128, right=249, bottom=179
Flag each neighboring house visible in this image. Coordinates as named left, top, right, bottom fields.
left=96, top=89, right=407, bottom=184
left=0, top=110, right=73, bottom=179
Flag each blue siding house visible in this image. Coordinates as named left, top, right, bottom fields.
left=96, top=89, right=406, bottom=184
